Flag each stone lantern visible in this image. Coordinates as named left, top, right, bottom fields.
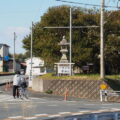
left=59, top=36, right=69, bottom=63
left=55, top=36, right=74, bottom=76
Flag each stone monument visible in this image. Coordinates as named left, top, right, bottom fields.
left=55, top=36, right=74, bottom=76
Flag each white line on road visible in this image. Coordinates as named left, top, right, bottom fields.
left=35, top=113, right=48, bottom=117
left=48, top=114, right=61, bottom=118
left=8, top=116, right=23, bottom=119
left=91, top=111, right=103, bottom=113
left=59, top=112, right=71, bottom=114
left=24, top=117, right=37, bottom=120
left=72, top=112, right=84, bottom=115
left=78, top=110, right=91, bottom=113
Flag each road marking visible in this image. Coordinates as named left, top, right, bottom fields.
left=23, top=117, right=37, bottom=120
left=72, top=112, right=84, bottom=115
left=111, top=108, right=120, bottom=111
left=79, top=110, right=91, bottom=113
left=59, top=112, right=71, bottom=115
left=8, top=116, right=23, bottom=119
left=35, top=113, right=48, bottom=117
left=49, top=114, right=61, bottom=117
left=98, top=109, right=110, bottom=112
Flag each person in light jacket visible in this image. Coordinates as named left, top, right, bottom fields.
left=13, top=71, right=21, bottom=99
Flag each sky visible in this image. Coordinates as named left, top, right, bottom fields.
left=0, top=0, right=118, bottom=54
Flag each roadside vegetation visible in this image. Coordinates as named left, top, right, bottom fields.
left=0, top=72, right=14, bottom=75
left=23, top=5, right=120, bottom=75
left=39, top=73, right=120, bottom=81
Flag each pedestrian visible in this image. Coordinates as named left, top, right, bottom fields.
left=13, top=71, right=21, bottom=99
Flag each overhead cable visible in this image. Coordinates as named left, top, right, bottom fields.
left=56, top=0, right=119, bottom=9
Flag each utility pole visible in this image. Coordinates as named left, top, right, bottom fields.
left=13, top=32, right=16, bottom=73
left=100, top=0, right=105, bottom=79
left=29, top=22, right=33, bottom=87
left=69, top=7, right=72, bottom=76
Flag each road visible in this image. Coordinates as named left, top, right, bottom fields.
left=0, top=75, right=120, bottom=120
left=0, top=84, right=120, bottom=120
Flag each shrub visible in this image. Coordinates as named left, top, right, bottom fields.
left=45, top=89, right=53, bottom=94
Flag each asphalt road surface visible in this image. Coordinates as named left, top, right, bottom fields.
left=0, top=85, right=120, bottom=120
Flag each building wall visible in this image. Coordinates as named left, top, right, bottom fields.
left=7, top=61, right=21, bottom=73
left=0, top=45, right=9, bottom=72
left=25, top=57, right=46, bottom=75
left=0, top=61, right=3, bottom=72
left=3, top=46, right=9, bottom=57
left=0, top=46, right=4, bottom=72
left=0, top=46, right=3, bottom=57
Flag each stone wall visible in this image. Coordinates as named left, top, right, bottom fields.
left=32, top=78, right=120, bottom=101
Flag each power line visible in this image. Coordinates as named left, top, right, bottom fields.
left=56, top=0, right=119, bottom=9
left=44, top=26, right=99, bottom=29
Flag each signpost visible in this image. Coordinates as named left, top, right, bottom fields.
left=100, top=83, right=107, bottom=102
left=3, top=56, right=9, bottom=61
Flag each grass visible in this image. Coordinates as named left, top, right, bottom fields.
left=39, top=73, right=100, bottom=80
left=39, top=73, right=120, bottom=81
left=0, top=72, right=14, bottom=74
left=105, top=75, right=120, bottom=80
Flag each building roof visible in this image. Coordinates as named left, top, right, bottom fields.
left=0, top=44, right=10, bottom=48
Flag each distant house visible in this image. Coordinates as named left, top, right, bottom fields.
left=25, top=57, right=46, bottom=75
left=0, top=44, right=9, bottom=72
left=0, top=44, right=21, bottom=73
left=7, top=59, right=21, bottom=73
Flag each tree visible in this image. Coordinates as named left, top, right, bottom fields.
left=22, top=6, right=120, bottom=74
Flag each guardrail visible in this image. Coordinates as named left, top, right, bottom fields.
left=100, top=90, right=120, bottom=102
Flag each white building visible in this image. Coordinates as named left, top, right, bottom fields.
left=25, top=57, right=46, bottom=75
left=0, top=44, right=9, bottom=72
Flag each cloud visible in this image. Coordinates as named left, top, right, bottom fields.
left=0, top=26, right=30, bottom=54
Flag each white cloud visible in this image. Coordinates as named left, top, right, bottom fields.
left=0, top=26, right=30, bottom=54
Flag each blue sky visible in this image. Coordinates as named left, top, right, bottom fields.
left=0, top=0, right=118, bottom=54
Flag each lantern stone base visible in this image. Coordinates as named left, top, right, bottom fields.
left=55, top=63, right=74, bottom=76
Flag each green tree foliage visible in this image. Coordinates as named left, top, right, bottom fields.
left=10, top=53, right=28, bottom=62
left=104, top=11, right=120, bottom=74
left=22, top=6, right=120, bottom=74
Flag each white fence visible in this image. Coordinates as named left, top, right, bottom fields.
left=100, top=90, right=120, bottom=102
